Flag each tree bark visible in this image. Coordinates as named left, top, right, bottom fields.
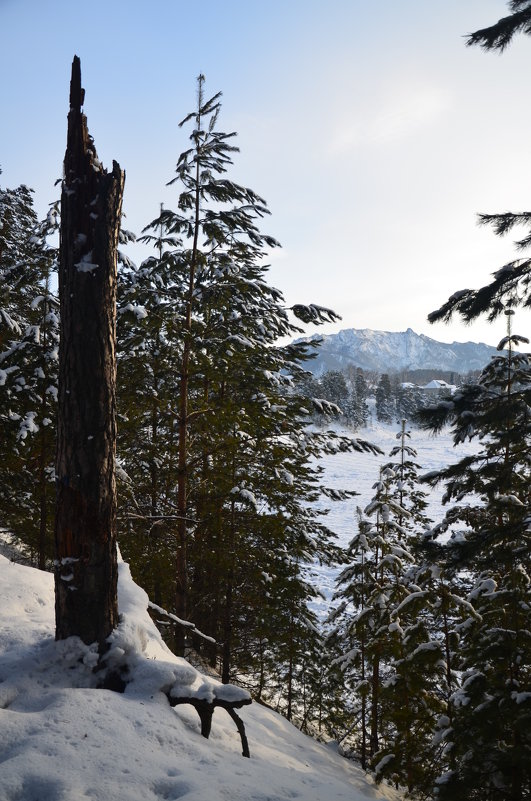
left=54, top=56, right=124, bottom=651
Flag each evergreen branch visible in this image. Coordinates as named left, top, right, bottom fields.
left=466, top=3, right=531, bottom=51
left=427, top=258, right=531, bottom=324
left=290, top=304, right=341, bottom=325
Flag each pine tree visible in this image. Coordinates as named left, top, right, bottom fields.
left=0, top=176, right=41, bottom=347
left=320, top=370, right=349, bottom=410
left=117, top=75, right=381, bottom=708
left=352, top=369, right=370, bottom=428
left=396, top=383, right=422, bottom=421
left=0, top=181, right=59, bottom=568
left=375, top=373, right=395, bottom=423
left=331, top=466, right=416, bottom=767
left=330, top=425, right=459, bottom=795
left=116, top=216, right=182, bottom=612
left=384, top=419, right=431, bottom=534
left=365, top=430, right=441, bottom=794
left=466, top=1, right=531, bottom=51
left=418, top=311, right=531, bottom=801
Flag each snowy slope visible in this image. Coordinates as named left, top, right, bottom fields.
left=299, top=327, right=498, bottom=375
left=0, top=554, right=402, bottom=801
left=0, top=420, right=469, bottom=801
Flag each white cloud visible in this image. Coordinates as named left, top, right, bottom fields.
left=328, top=82, right=452, bottom=156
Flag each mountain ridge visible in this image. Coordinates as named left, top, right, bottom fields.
left=299, top=326, right=500, bottom=375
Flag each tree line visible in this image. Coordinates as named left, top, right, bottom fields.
left=299, top=366, right=461, bottom=428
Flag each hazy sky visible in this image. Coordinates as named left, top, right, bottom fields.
left=2, top=0, right=531, bottom=347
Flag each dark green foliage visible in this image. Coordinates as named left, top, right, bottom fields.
left=428, top=209, right=531, bottom=326
left=396, top=384, right=423, bottom=421
left=320, top=370, right=349, bottom=409
left=116, top=77, right=379, bottom=713
left=466, top=1, right=531, bottom=52
left=0, top=184, right=59, bottom=568
left=375, top=373, right=394, bottom=423
left=419, top=315, right=531, bottom=801
left=384, top=419, right=432, bottom=534
left=0, top=180, right=39, bottom=344
left=330, top=460, right=421, bottom=772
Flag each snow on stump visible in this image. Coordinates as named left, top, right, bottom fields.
left=167, top=680, right=252, bottom=758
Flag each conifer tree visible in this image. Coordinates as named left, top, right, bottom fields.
left=384, top=419, right=431, bottom=534
left=418, top=311, right=531, bottom=801
left=0, top=183, right=59, bottom=568
left=331, top=466, right=415, bottom=766
left=330, top=425, right=452, bottom=794
left=354, top=369, right=370, bottom=428
left=375, top=373, right=394, bottom=423
left=362, top=435, right=442, bottom=794
left=0, top=176, right=41, bottom=346
left=118, top=75, right=380, bottom=706
left=320, top=370, right=349, bottom=409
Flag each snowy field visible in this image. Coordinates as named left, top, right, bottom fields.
left=0, top=553, right=403, bottom=801
left=310, top=417, right=479, bottom=614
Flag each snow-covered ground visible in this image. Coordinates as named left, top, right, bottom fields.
left=0, top=418, right=469, bottom=801
left=0, top=553, right=402, bottom=801
left=310, top=417, right=478, bottom=613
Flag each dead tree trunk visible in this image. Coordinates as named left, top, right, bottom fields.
left=54, top=56, right=125, bottom=651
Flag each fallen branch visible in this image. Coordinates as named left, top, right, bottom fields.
left=147, top=601, right=217, bottom=645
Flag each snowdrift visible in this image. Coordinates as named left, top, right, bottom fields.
left=0, top=553, right=401, bottom=801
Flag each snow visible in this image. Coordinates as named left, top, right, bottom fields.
left=297, top=327, right=498, bottom=375
left=512, top=692, right=531, bottom=705
left=310, top=418, right=479, bottom=614
left=75, top=251, right=100, bottom=273
left=76, top=261, right=100, bottom=273
left=17, top=411, right=39, bottom=439
left=374, top=754, right=395, bottom=775
left=0, top=553, right=402, bottom=801
left=119, top=302, right=148, bottom=320
left=421, top=379, right=455, bottom=391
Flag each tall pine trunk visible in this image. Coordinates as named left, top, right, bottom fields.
left=54, top=56, right=124, bottom=651
left=174, top=95, right=202, bottom=656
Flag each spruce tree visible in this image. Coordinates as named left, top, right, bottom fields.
left=118, top=75, right=380, bottom=709
left=375, top=373, right=394, bottom=423
left=0, top=183, right=59, bottom=568
left=384, top=418, right=431, bottom=534
left=418, top=311, right=531, bottom=801
left=320, top=370, right=349, bottom=409
left=0, top=176, right=41, bottom=346
left=330, top=425, right=454, bottom=795
left=331, top=466, right=415, bottom=767
left=354, top=369, right=370, bottom=428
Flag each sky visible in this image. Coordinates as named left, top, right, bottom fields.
left=2, top=0, right=531, bottom=347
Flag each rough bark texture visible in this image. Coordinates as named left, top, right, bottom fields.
left=54, top=56, right=124, bottom=650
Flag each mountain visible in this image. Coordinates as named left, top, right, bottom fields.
left=299, top=327, right=499, bottom=376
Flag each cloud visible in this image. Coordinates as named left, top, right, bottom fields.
left=328, top=82, right=452, bottom=156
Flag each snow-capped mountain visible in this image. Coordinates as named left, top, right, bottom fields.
left=299, top=327, right=499, bottom=375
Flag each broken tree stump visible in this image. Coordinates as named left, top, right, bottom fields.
left=166, top=686, right=252, bottom=758
left=54, top=56, right=125, bottom=651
